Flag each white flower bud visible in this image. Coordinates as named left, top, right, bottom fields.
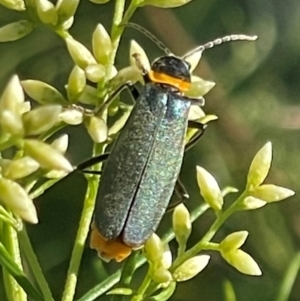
left=172, top=204, right=192, bottom=246
left=0, top=20, right=32, bottom=42
left=0, top=110, right=24, bottom=136
left=51, top=134, right=69, bottom=154
left=0, top=75, right=25, bottom=135
left=185, top=49, right=202, bottom=72
left=130, top=40, right=150, bottom=72
left=0, top=178, right=38, bottom=223
left=56, top=0, right=79, bottom=22
left=37, top=0, right=58, bottom=25
left=196, top=166, right=223, bottom=211
left=0, top=0, right=25, bottom=11
left=66, top=38, right=97, bottom=69
left=251, top=184, right=295, bottom=203
left=144, top=233, right=164, bottom=265
left=110, top=66, right=142, bottom=88
left=23, top=139, right=73, bottom=172
left=152, top=267, right=173, bottom=284
left=2, top=156, right=39, bottom=180
left=162, top=243, right=172, bottom=269
left=220, top=231, right=248, bottom=252
left=18, top=101, right=31, bottom=114
left=60, top=16, right=74, bottom=30
left=173, top=255, right=210, bottom=282
left=67, top=65, right=86, bottom=101
left=46, top=135, right=70, bottom=178
left=221, top=249, right=262, bottom=276
left=247, top=142, right=272, bottom=188
left=21, top=80, right=67, bottom=105
left=85, top=116, right=108, bottom=143
left=185, top=77, right=215, bottom=98
left=0, top=75, right=24, bottom=110
left=188, top=105, right=205, bottom=121
left=199, top=114, right=218, bottom=124
left=92, top=24, right=112, bottom=64
left=78, top=85, right=98, bottom=105
left=85, top=64, right=106, bottom=83
left=241, top=196, right=267, bottom=210
left=23, top=105, right=62, bottom=135
left=59, top=107, right=84, bottom=125
left=108, top=65, right=118, bottom=80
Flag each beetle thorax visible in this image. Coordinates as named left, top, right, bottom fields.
left=148, top=56, right=192, bottom=92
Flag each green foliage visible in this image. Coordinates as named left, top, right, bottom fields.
left=0, top=1, right=297, bottom=301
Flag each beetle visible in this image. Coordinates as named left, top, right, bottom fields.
left=78, top=28, right=257, bottom=262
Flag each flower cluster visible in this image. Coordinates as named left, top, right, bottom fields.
left=0, top=75, right=73, bottom=224
left=131, top=143, right=295, bottom=300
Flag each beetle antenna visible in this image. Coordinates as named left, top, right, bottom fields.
left=182, top=34, right=258, bottom=59
left=126, top=23, right=173, bottom=55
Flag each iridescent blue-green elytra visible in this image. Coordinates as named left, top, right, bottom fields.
left=92, top=56, right=198, bottom=260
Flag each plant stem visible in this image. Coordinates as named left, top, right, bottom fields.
left=61, top=167, right=102, bottom=301
left=177, top=243, right=186, bottom=257
left=2, top=224, right=27, bottom=301
left=131, top=267, right=152, bottom=301
left=106, top=0, right=126, bottom=79
left=107, top=0, right=139, bottom=79
left=19, top=228, right=54, bottom=301
left=76, top=269, right=122, bottom=301
left=202, top=242, right=219, bottom=251
left=29, top=178, right=61, bottom=199
left=110, top=253, right=140, bottom=301
left=275, top=251, right=300, bottom=301
left=0, top=215, right=17, bottom=229
left=118, top=251, right=140, bottom=289
left=0, top=206, right=17, bottom=229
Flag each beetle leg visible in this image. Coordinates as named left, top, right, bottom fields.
left=97, top=82, right=140, bottom=114
left=167, top=179, right=189, bottom=212
left=185, top=121, right=207, bottom=152
left=175, top=178, right=189, bottom=200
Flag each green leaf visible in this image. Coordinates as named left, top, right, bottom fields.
left=0, top=242, right=44, bottom=301
left=275, top=252, right=300, bottom=301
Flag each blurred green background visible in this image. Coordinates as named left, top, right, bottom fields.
left=0, top=0, right=300, bottom=300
